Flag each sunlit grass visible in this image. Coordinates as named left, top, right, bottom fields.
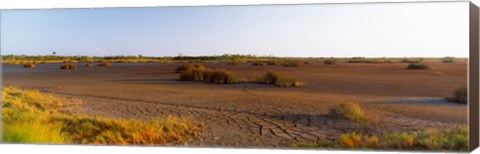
left=2, top=87, right=201, bottom=145
left=293, top=126, right=468, bottom=151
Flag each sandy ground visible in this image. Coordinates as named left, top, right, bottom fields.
left=2, top=60, right=467, bottom=148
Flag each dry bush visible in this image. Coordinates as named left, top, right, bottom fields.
left=175, top=63, right=205, bottom=73
left=179, top=67, right=237, bottom=84
left=324, top=59, right=338, bottom=65
left=256, top=71, right=303, bottom=87
left=60, top=63, right=77, bottom=70
left=328, top=102, right=367, bottom=122
left=251, top=61, right=266, bottom=66
left=227, top=59, right=244, bottom=65
left=85, top=63, right=93, bottom=68
left=97, top=62, right=112, bottom=67
left=282, top=61, right=304, bottom=67
left=266, top=60, right=279, bottom=65
left=23, top=63, right=36, bottom=68
left=447, top=87, right=467, bottom=104
left=406, top=63, right=430, bottom=70
left=442, top=57, right=455, bottom=63
left=276, top=78, right=304, bottom=88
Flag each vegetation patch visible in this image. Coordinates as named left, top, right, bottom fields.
left=2, top=87, right=201, bottom=145
left=23, top=63, right=36, bottom=68
left=227, top=59, right=244, bottom=65
left=328, top=102, right=367, bottom=122
left=406, top=63, right=430, bottom=70
left=442, top=57, right=455, bottom=63
left=60, top=63, right=77, bottom=70
left=178, top=66, right=237, bottom=84
left=175, top=63, right=205, bottom=73
left=85, top=63, right=94, bottom=68
left=446, top=87, right=467, bottom=104
left=282, top=61, right=304, bottom=67
left=256, top=71, right=303, bottom=88
left=324, top=59, right=338, bottom=65
left=293, top=127, right=468, bottom=151
left=251, top=61, right=267, bottom=66
left=97, top=62, right=112, bottom=67
left=401, top=58, right=423, bottom=63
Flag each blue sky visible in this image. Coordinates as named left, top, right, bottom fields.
left=0, top=2, right=469, bottom=57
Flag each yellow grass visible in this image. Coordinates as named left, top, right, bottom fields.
left=328, top=102, right=367, bottom=122
left=2, top=87, right=201, bottom=145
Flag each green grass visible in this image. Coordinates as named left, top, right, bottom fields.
left=293, top=126, right=468, bottom=151
left=2, top=87, right=201, bottom=145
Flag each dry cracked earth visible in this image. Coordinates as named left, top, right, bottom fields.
left=2, top=60, right=468, bottom=148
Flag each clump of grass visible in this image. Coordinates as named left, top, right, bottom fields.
left=442, top=57, right=455, bottom=63
left=97, top=62, right=112, bottom=67
left=282, top=61, right=304, bottom=67
left=328, top=102, right=367, bottom=122
left=23, top=63, right=36, bottom=68
left=85, top=63, right=93, bottom=68
left=293, top=127, right=468, bottom=151
left=2, top=87, right=201, bottom=145
left=256, top=71, right=303, bottom=88
left=227, top=59, right=244, bottom=65
left=324, top=59, right=338, bottom=65
left=251, top=61, right=267, bottom=66
left=446, top=87, right=467, bottom=104
left=275, top=78, right=304, bottom=88
left=60, top=63, right=77, bottom=70
left=179, top=67, right=237, bottom=84
left=175, top=63, right=205, bottom=73
left=406, top=63, right=430, bottom=70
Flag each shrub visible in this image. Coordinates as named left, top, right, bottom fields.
left=275, top=78, right=304, bottom=88
left=256, top=71, right=280, bottom=84
left=324, top=59, right=337, bottom=65
left=442, top=57, right=455, bottom=63
left=60, top=63, right=77, bottom=70
left=328, top=102, right=367, bottom=122
left=85, top=63, right=93, bottom=68
left=175, top=63, right=205, bottom=73
left=282, top=61, right=304, bottom=67
left=406, top=63, right=430, bottom=70
left=447, top=87, right=467, bottom=104
left=23, top=63, right=35, bottom=68
left=266, top=60, right=279, bottom=65
left=227, top=59, right=244, bottom=65
left=97, top=62, right=112, bottom=67
left=251, top=61, right=266, bottom=66
left=178, top=67, right=237, bottom=84
left=256, top=71, right=303, bottom=88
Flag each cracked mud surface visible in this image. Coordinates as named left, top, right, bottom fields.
left=2, top=61, right=467, bottom=147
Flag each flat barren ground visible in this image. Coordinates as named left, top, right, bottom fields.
left=2, top=60, right=467, bottom=148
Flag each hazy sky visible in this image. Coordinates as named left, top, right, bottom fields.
left=0, top=2, right=469, bottom=57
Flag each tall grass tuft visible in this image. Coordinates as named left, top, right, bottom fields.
left=446, top=87, right=467, bottom=104
left=406, top=63, right=430, bottom=70
left=251, top=61, right=267, bottom=66
left=178, top=67, right=237, bottom=84
left=328, top=102, right=367, bottom=122
left=85, top=63, right=94, bottom=68
left=60, top=63, right=77, bottom=70
left=282, top=61, right=304, bottom=67
left=324, top=59, right=338, bottom=65
left=97, top=62, right=112, bottom=67
left=175, top=63, right=205, bottom=73
left=23, top=63, right=36, bottom=68
left=256, top=71, right=303, bottom=87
